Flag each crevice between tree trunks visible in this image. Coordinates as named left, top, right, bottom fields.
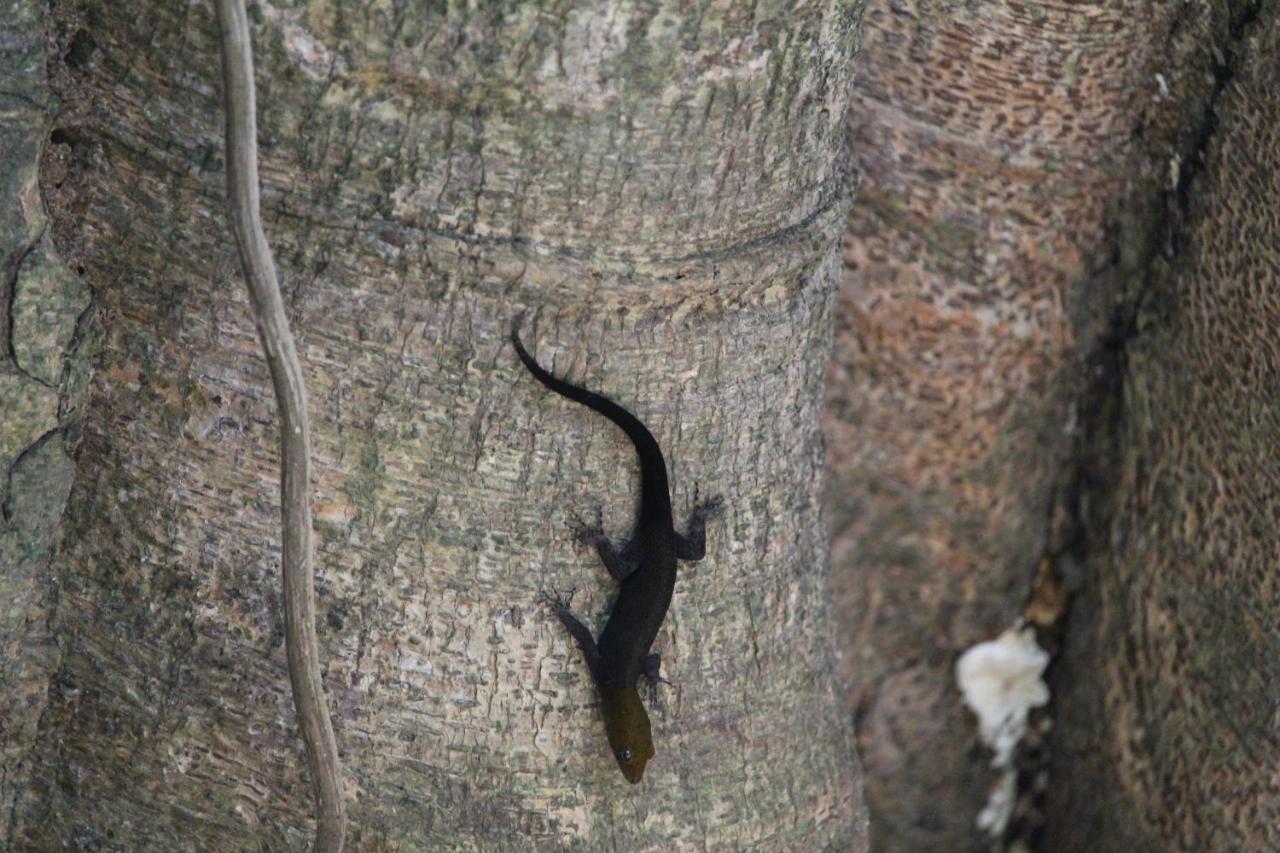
left=1014, top=2, right=1268, bottom=850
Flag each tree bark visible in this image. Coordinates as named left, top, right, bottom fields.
left=824, top=0, right=1245, bottom=849
left=3, top=0, right=868, bottom=848
left=1047, top=3, right=1280, bottom=849
left=0, top=0, right=93, bottom=835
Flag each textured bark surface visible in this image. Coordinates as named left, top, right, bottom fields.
left=823, top=0, right=1236, bottom=848
left=0, top=0, right=94, bottom=833
left=1047, top=3, right=1279, bottom=849
left=5, top=0, right=869, bottom=848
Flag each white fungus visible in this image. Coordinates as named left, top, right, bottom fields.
left=955, top=624, right=1051, bottom=836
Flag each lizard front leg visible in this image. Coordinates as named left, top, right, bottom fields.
left=675, top=491, right=723, bottom=562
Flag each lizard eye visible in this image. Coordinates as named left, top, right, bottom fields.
left=618, top=748, right=632, bottom=762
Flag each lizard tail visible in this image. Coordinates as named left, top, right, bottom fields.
left=511, top=317, right=671, bottom=518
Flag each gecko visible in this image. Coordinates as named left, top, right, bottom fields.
left=511, top=317, right=722, bottom=783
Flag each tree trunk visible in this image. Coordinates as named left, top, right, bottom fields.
left=0, top=0, right=93, bottom=835
left=2, top=0, right=868, bottom=848
left=824, top=0, right=1250, bottom=849
left=1047, top=3, right=1280, bottom=849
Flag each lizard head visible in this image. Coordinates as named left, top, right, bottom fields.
left=600, top=686, right=654, bottom=784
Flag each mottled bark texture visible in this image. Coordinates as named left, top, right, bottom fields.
left=4, top=0, right=868, bottom=848
left=824, top=0, right=1250, bottom=849
left=1047, top=3, right=1279, bottom=849
left=0, top=0, right=95, bottom=835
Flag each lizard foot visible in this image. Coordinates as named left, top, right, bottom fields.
left=689, top=486, right=724, bottom=520
left=538, top=586, right=577, bottom=617
left=570, top=507, right=609, bottom=548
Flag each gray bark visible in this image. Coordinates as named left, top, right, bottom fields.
left=1, top=0, right=92, bottom=835
left=2, top=0, right=868, bottom=848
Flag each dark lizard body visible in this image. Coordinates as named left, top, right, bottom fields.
left=511, top=319, right=721, bottom=783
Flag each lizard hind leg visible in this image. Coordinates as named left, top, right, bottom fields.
left=573, top=508, right=642, bottom=581
left=642, top=653, right=673, bottom=706
left=539, top=588, right=600, bottom=675
left=642, top=653, right=670, bottom=688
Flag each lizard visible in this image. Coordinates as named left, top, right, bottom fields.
left=511, top=317, right=721, bottom=783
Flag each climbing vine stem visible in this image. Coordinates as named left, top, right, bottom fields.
left=213, top=1, right=346, bottom=849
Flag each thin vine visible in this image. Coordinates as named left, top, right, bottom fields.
left=213, top=1, right=346, bottom=848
